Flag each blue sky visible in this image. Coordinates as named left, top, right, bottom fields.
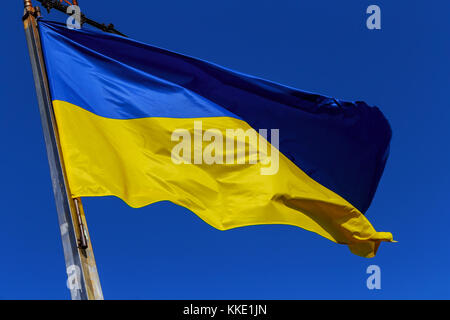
left=1, top=0, right=449, bottom=299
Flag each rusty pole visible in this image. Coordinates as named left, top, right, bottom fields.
left=22, top=0, right=103, bottom=300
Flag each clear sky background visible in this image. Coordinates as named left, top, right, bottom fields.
left=1, top=0, right=449, bottom=299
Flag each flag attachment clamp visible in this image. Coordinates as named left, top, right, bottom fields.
left=36, top=0, right=126, bottom=36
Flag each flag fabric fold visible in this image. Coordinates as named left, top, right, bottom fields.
left=38, top=19, right=393, bottom=257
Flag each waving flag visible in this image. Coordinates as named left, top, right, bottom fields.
left=38, top=19, right=393, bottom=257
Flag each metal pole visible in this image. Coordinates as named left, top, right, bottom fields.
left=22, top=0, right=103, bottom=300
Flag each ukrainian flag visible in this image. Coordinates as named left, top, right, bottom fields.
left=38, top=20, right=393, bottom=257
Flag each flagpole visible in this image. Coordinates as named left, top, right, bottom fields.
left=22, top=0, right=103, bottom=300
